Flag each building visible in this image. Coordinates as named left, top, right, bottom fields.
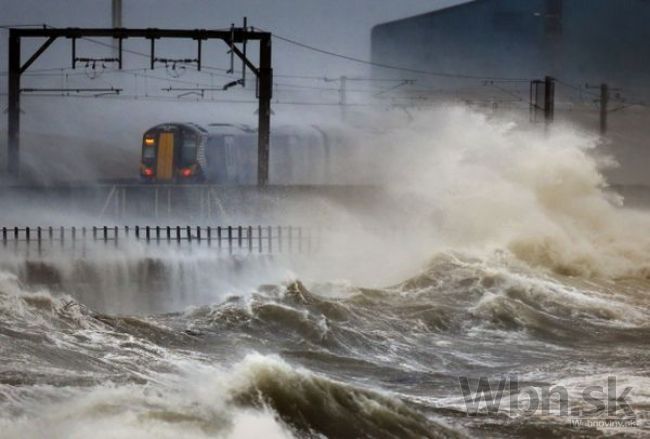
left=371, top=0, right=650, bottom=94
left=371, top=0, right=650, bottom=188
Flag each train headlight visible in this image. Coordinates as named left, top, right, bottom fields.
left=144, top=137, right=155, bottom=145
left=180, top=167, right=193, bottom=177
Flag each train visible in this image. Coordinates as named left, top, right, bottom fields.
left=139, top=122, right=340, bottom=184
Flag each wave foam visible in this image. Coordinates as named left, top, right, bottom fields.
left=374, top=107, right=650, bottom=280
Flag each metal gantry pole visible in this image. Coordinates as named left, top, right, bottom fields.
left=257, top=34, right=272, bottom=186
left=111, top=0, right=122, bottom=57
left=7, top=30, right=21, bottom=177
left=600, top=83, right=609, bottom=135
left=544, top=75, right=555, bottom=127
left=339, top=75, right=347, bottom=120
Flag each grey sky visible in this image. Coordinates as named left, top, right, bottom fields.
left=0, top=0, right=473, bottom=76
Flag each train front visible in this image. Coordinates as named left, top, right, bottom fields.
left=140, top=123, right=205, bottom=183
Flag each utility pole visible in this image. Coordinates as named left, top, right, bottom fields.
left=530, top=76, right=554, bottom=127
left=7, top=30, right=20, bottom=178
left=339, top=75, right=347, bottom=120
left=111, top=0, right=122, bottom=57
left=544, top=75, right=555, bottom=126
left=599, top=83, right=609, bottom=135
left=257, top=34, right=272, bottom=186
left=529, top=79, right=543, bottom=123
left=587, top=82, right=616, bottom=136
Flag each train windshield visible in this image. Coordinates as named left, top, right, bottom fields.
left=142, top=146, right=155, bottom=159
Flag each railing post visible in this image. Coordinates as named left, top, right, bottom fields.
left=146, top=226, right=150, bottom=242
left=288, top=226, right=293, bottom=253
left=197, top=226, right=201, bottom=243
left=258, top=225, right=262, bottom=253
left=135, top=225, right=140, bottom=239
left=81, top=226, right=86, bottom=256
left=186, top=226, right=192, bottom=243
left=93, top=226, right=97, bottom=240
left=166, top=226, right=171, bottom=241
left=238, top=226, right=243, bottom=249
left=267, top=225, right=272, bottom=253
left=307, top=228, right=312, bottom=254
left=278, top=226, right=282, bottom=253
left=228, top=226, right=233, bottom=255
left=298, top=227, right=302, bottom=254
left=114, top=226, right=118, bottom=246
left=176, top=226, right=181, bottom=244
left=248, top=225, right=253, bottom=253
left=103, top=226, right=108, bottom=243
left=207, top=226, right=212, bottom=246
left=318, top=225, right=323, bottom=252
left=218, top=226, right=222, bottom=250
left=156, top=225, right=160, bottom=243
left=2, top=227, right=6, bottom=245
left=25, top=226, right=30, bottom=243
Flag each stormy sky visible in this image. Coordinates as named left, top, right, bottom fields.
left=0, top=0, right=473, bottom=78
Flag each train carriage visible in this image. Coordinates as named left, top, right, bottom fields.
left=140, top=122, right=332, bottom=185
left=140, top=122, right=208, bottom=182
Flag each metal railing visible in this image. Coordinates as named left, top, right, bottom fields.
left=0, top=225, right=318, bottom=255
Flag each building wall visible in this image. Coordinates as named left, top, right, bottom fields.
left=371, top=0, right=650, bottom=93
left=557, top=0, right=650, bottom=90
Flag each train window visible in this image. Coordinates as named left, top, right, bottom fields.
left=181, top=133, right=198, bottom=165
left=142, top=146, right=155, bottom=159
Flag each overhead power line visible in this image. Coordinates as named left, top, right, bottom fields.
left=0, top=25, right=425, bottom=85
left=554, top=78, right=600, bottom=98
left=2, top=23, right=643, bottom=111
left=260, top=29, right=530, bottom=82
left=13, top=92, right=377, bottom=107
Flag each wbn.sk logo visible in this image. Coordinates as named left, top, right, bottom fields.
left=458, top=376, right=636, bottom=422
